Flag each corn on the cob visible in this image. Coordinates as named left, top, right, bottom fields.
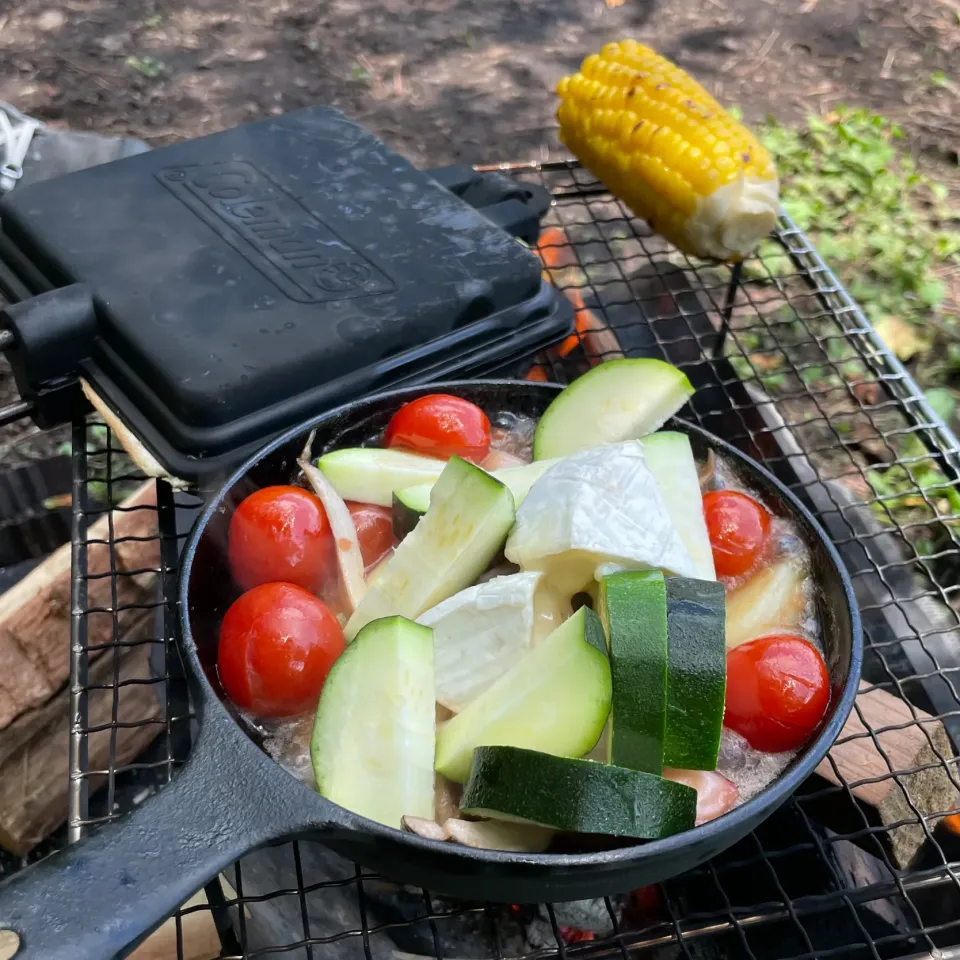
left=557, top=41, right=779, bottom=261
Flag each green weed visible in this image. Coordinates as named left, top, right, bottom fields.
left=126, top=55, right=166, bottom=78
left=866, top=434, right=960, bottom=558
left=759, top=107, right=959, bottom=341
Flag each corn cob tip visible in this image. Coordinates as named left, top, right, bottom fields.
left=556, top=41, right=780, bottom=260
left=688, top=172, right=780, bottom=261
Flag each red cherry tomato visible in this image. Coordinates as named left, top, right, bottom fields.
left=725, top=634, right=830, bottom=752
left=383, top=394, right=490, bottom=462
left=702, top=490, right=772, bottom=577
left=228, top=485, right=335, bottom=593
left=218, top=582, right=345, bottom=717
left=347, top=502, right=395, bottom=569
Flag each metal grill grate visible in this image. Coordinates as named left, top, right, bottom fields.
left=65, top=160, right=960, bottom=960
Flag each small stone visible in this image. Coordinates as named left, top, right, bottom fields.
left=36, top=9, right=66, bottom=30
left=98, top=33, right=131, bottom=54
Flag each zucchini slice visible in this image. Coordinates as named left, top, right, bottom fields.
left=317, top=448, right=446, bottom=507
left=310, top=617, right=435, bottom=828
left=663, top=577, right=726, bottom=770
left=598, top=570, right=669, bottom=774
left=460, top=746, right=697, bottom=840
left=344, top=456, right=515, bottom=641
left=533, top=358, right=694, bottom=460
left=392, top=458, right=560, bottom=540
left=642, top=432, right=716, bottom=581
left=434, top=606, right=611, bottom=783
left=392, top=487, right=427, bottom=541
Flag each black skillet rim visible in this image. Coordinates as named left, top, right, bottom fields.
left=178, top=378, right=863, bottom=870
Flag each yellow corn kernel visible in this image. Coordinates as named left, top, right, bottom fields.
left=556, top=41, right=780, bottom=261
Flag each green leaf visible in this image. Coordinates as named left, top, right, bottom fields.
left=867, top=467, right=895, bottom=498
left=918, top=278, right=945, bottom=307
left=925, top=388, right=957, bottom=424
left=873, top=316, right=926, bottom=361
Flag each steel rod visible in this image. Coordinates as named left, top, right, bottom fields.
left=0, top=397, right=31, bottom=426
left=0, top=231, right=54, bottom=294
left=68, top=418, right=90, bottom=842
left=0, top=260, right=32, bottom=303
left=714, top=259, right=743, bottom=357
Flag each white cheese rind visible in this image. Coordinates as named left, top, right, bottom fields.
left=419, top=572, right=560, bottom=712
left=504, top=442, right=696, bottom=593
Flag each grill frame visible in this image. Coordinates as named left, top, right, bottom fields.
left=57, top=159, right=960, bottom=959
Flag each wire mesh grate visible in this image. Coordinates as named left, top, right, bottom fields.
left=59, top=160, right=960, bottom=960
left=66, top=420, right=196, bottom=843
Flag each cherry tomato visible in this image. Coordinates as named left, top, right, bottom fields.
left=347, top=502, right=395, bottom=569
left=702, top=490, right=772, bottom=577
left=725, top=634, right=830, bottom=752
left=218, top=582, right=345, bottom=717
left=228, top=485, right=335, bottom=593
left=383, top=394, right=490, bottom=462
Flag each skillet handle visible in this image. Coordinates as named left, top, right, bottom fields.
left=0, top=717, right=318, bottom=960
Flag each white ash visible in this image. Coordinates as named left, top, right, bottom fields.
left=525, top=897, right=627, bottom=949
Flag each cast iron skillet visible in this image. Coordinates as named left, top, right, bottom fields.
left=0, top=381, right=862, bottom=960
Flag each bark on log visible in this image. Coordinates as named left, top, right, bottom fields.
left=0, top=482, right=159, bottom=729
left=0, top=613, right=162, bottom=855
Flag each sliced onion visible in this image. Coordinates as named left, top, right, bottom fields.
left=402, top=815, right=553, bottom=851
left=365, top=547, right=394, bottom=584
left=298, top=455, right=366, bottom=615
left=724, top=558, right=807, bottom=649
left=697, top=449, right=716, bottom=489
left=401, top=816, right=447, bottom=842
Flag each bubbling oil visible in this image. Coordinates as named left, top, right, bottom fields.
left=255, top=414, right=823, bottom=830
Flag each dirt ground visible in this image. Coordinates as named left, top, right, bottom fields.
left=0, top=0, right=956, bottom=458
left=1, top=0, right=957, bottom=168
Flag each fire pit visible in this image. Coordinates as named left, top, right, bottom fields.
left=13, top=159, right=960, bottom=958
